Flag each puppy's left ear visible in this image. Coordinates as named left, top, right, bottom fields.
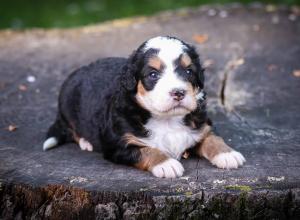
left=187, top=45, right=205, bottom=89
left=121, top=50, right=140, bottom=91
left=197, top=65, right=205, bottom=89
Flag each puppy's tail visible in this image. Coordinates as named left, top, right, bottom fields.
left=43, top=137, right=59, bottom=151
left=43, top=115, right=69, bottom=151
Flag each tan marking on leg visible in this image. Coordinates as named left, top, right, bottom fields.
left=134, top=147, right=169, bottom=171
left=122, top=133, right=168, bottom=170
left=180, top=53, right=192, bottom=68
left=68, top=123, right=93, bottom=151
left=148, top=56, right=163, bottom=70
left=122, top=133, right=184, bottom=177
left=195, top=125, right=246, bottom=169
left=122, top=133, right=147, bottom=147
left=71, top=129, right=80, bottom=143
left=197, top=133, right=232, bottom=160
left=68, top=121, right=80, bottom=143
left=198, top=124, right=212, bottom=139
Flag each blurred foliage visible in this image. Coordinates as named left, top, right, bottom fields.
left=0, top=0, right=299, bottom=29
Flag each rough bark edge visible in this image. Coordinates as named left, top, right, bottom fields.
left=1, top=181, right=299, bottom=220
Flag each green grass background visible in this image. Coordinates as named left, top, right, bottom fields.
left=0, top=0, right=299, bottom=29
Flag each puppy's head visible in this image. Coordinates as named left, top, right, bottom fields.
left=123, top=36, right=205, bottom=117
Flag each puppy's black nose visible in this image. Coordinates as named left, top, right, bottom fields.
left=170, top=89, right=186, bottom=101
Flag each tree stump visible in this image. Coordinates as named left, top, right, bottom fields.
left=1, top=4, right=300, bottom=219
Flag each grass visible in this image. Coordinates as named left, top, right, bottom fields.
left=225, top=185, right=252, bottom=192
left=0, top=0, right=299, bottom=29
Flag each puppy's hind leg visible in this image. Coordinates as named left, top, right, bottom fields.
left=43, top=114, right=71, bottom=151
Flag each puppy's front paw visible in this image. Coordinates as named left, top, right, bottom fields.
left=151, top=158, right=184, bottom=178
left=211, top=151, right=246, bottom=169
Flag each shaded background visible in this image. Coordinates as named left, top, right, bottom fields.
left=1, top=0, right=299, bottom=29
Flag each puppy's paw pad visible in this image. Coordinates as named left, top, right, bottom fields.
left=151, top=158, right=184, bottom=178
left=211, top=151, right=245, bottom=169
left=79, top=138, right=93, bottom=151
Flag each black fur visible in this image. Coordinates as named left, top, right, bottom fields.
left=46, top=37, right=209, bottom=166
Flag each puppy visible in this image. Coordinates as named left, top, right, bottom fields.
left=43, top=36, right=245, bottom=178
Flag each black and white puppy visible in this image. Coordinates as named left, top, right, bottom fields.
left=43, top=36, right=245, bottom=178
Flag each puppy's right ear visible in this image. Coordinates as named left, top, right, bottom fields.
left=121, top=50, right=140, bottom=92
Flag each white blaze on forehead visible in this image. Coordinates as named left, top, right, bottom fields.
left=144, top=37, right=186, bottom=64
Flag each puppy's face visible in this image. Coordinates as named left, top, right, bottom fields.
left=128, top=36, right=204, bottom=117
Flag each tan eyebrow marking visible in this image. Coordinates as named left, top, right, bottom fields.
left=148, top=56, right=163, bottom=70
left=180, top=53, right=192, bottom=67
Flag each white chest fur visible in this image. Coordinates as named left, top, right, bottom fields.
left=139, top=116, right=202, bottom=159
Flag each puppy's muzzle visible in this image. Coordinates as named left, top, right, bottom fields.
left=170, top=89, right=186, bottom=101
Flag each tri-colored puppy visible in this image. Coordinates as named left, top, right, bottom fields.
left=43, top=36, right=245, bottom=178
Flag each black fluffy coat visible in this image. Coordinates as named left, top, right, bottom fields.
left=47, top=53, right=208, bottom=166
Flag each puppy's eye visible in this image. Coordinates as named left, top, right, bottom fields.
left=148, top=71, right=159, bottom=80
left=186, top=68, right=193, bottom=75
